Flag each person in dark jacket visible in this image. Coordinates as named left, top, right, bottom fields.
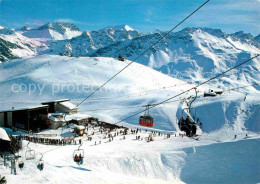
left=79, top=154, right=83, bottom=164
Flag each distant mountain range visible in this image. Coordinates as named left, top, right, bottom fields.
left=0, top=22, right=259, bottom=86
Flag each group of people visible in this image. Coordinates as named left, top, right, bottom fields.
left=17, top=135, right=79, bottom=146
left=74, top=154, right=83, bottom=165
left=178, top=116, right=197, bottom=137
left=178, top=116, right=192, bottom=126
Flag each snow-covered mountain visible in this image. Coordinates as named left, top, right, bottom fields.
left=16, top=26, right=32, bottom=32
left=0, top=26, right=48, bottom=62
left=0, top=38, right=20, bottom=62
left=90, top=28, right=260, bottom=84
left=48, top=24, right=141, bottom=56
left=0, top=24, right=259, bottom=89
left=0, top=22, right=82, bottom=61
left=22, top=22, right=82, bottom=42
left=0, top=40, right=259, bottom=183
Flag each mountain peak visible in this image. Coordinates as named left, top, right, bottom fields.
left=231, top=31, right=253, bottom=39
left=18, top=26, right=31, bottom=31
left=79, top=30, right=91, bottom=38
left=114, top=25, right=135, bottom=31
left=0, top=27, right=15, bottom=35
left=103, top=25, right=135, bottom=32
left=37, top=22, right=80, bottom=32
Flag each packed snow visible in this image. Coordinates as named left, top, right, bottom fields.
left=0, top=55, right=259, bottom=183
left=1, top=126, right=259, bottom=184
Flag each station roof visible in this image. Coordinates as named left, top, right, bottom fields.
left=59, top=101, right=78, bottom=110
left=0, top=105, right=49, bottom=113
left=41, top=99, right=70, bottom=104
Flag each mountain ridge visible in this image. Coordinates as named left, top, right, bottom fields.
left=0, top=23, right=259, bottom=89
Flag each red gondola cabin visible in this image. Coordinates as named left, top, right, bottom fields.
left=139, top=116, right=154, bottom=127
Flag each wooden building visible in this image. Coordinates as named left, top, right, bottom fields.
left=0, top=105, right=49, bottom=132
left=67, top=114, right=92, bottom=125
left=73, top=125, right=86, bottom=136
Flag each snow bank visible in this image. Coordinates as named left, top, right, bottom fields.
left=0, top=127, right=11, bottom=141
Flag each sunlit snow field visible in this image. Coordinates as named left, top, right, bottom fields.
left=0, top=55, right=259, bottom=183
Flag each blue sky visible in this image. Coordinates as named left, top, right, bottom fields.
left=0, top=0, right=259, bottom=35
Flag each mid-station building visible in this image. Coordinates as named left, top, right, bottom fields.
left=0, top=99, right=93, bottom=132
left=0, top=105, right=49, bottom=132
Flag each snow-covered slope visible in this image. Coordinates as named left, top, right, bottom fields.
left=48, top=25, right=141, bottom=56
left=22, top=22, right=82, bottom=42
left=0, top=55, right=259, bottom=134
left=0, top=55, right=259, bottom=183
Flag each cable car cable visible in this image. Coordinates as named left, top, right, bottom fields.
left=76, top=84, right=258, bottom=112
left=75, top=0, right=211, bottom=107
left=114, top=54, right=259, bottom=125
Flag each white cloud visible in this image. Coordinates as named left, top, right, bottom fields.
left=185, top=0, right=260, bottom=34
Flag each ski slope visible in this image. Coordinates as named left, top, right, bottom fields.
left=1, top=126, right=259, bottom=184
left=0, top=55, right=259, bottom=132
left=0, top=55, right=259, bottom=183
